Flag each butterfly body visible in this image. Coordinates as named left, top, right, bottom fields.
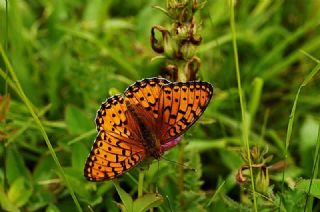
left=125, top=99, right=163, bottom=159
left=84, top=77, right=213, bottom=181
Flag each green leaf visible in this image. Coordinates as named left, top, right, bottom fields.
left=206, top=181, right=225, bottom=208
left=299, top=116, right=319, bottom=175
left=133, top=193, right=163, bottom=212
left=276, top=189, right=306, bottom=211
left=83, top=0, right=111, bottom=23
left=300, top=116, right=319, bottom=150
left=272, top=167, right=302, bottom=182
left=220, top=149, right=242, bottom=170
left=26, top=189, right=55, bottom=211
left=33, top=155, right=56, bottom=181
left=5, top=147, right=31, bottom=185
left=65, top=105, right=92, bottom=135
left=295, top=179, right=320, bottom=199
left=248, top=77, right=264, bottom=122
left=71, top=142, right=88, bottom=172
left=104, top=19, right=133, bottom=30
left=63, top=167, right=91, bottom=198
left=220, top=194, right=250, bottom=212
left=113, top=180, right=133, bottom=212
left=46, top=203, right=61, bottom=212
left=8, top=177, right=33, bottom=208
left=0, top=185, right=19, bottom=212
left=185, top=139, right=226, bottom=152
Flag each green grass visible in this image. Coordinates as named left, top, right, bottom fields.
left=1, top=0, right=320, bottom=211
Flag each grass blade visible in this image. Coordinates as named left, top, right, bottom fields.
left=304, top=125, right=320, bottom=212
left=229, top=1, right=257, bottom=211
left=280, top=53, right=320, bottom=210
left=0, top=43, right=82, bottom=212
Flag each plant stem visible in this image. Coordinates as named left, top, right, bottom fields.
left=138, top=169, right=145, bottom=198
left=229, top=1, right=258, bottom=211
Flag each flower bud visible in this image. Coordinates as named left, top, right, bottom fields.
left=181, top=43, right=196, bottom=60
left=255, top=167, right=270, bottom=195
left=163, top=33, right=179, bottom=59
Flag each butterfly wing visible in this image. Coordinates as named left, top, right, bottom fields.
left=123, top=77, right=213, bottom=143
left=85, top=78, right=213, bottom=181
left=84, top=95, right=146, bottom=181
left=95, top=94, right=140, bottom=140
left=158, top=81, right=213, bottom=142
left=84, top=131, right=145, bottom=181
left=124, top=77, right=170, bottom=119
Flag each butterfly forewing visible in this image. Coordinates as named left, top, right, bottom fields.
left=124, top=77, right=170, bottom=119
left=123, top=78, right=213, bottom=143
left=158, top=81, right=213, bottom=141
left=95, top=94, right=141, bottom=140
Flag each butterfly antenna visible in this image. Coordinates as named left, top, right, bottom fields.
left=160, top=156, right=196, bottom=172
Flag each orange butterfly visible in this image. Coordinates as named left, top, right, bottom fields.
left=84, top=77, right=213, bottom=181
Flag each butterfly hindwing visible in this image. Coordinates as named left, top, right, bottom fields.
left=84, top=131, right=145, bottom=181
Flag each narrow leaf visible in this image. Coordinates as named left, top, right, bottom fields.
left=296, top=179, right=320, bottom=199
left=113, top=180, right=133, bottom=212
left=133, top=193, right=163, bottom=212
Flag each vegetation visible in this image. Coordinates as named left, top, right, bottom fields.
left=1, top=0, right=320, bottom=211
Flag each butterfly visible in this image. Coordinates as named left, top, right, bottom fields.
left=84, top=77, right=213, bottom=181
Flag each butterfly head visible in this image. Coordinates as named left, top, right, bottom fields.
left=146, top=137, right=164, bottom=160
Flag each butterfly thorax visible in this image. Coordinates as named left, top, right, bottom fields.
left=139, top=126, right=163, bottom=159
left=126, top=101, right=163, bottom=159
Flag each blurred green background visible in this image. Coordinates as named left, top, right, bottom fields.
left=1, top=0, right=320, bottom=211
